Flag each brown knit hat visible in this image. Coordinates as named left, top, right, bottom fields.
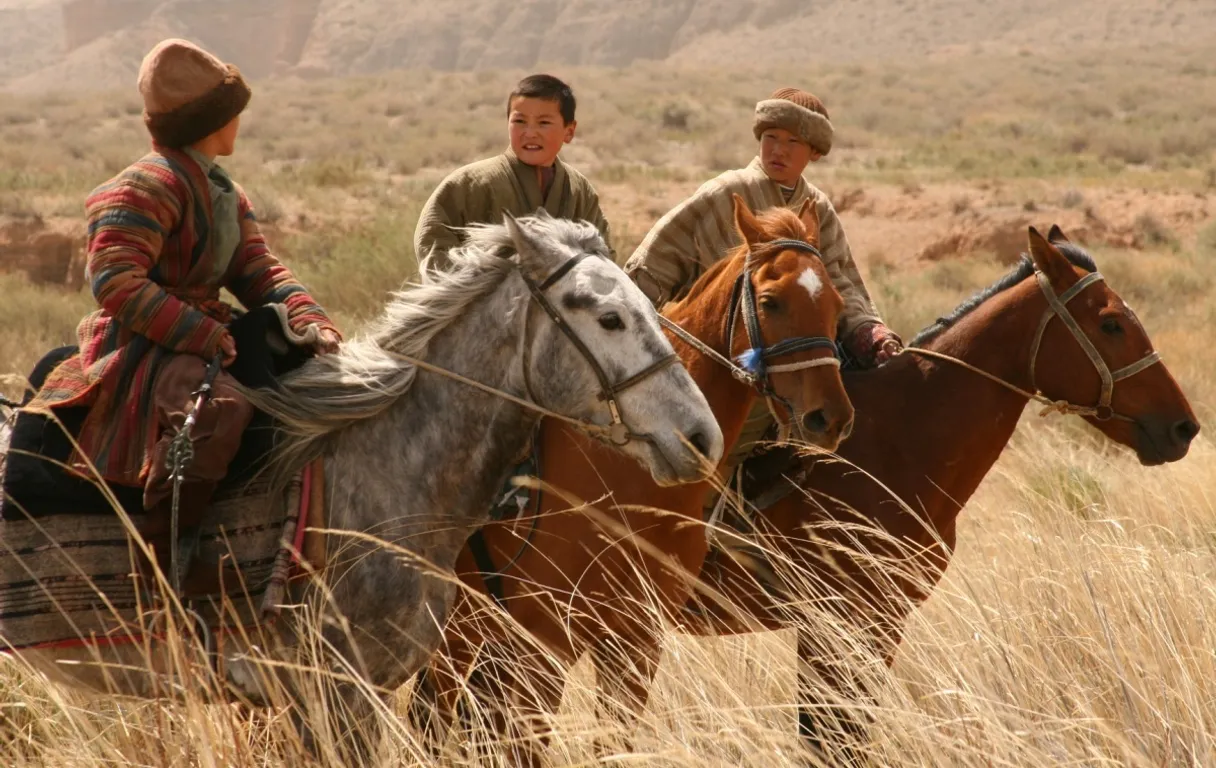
left=753, top=87, right=834, bottom=156
left=138, top=39, right=251, bottom=148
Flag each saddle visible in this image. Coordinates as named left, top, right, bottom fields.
left=1, top=304, right=314, bottom=519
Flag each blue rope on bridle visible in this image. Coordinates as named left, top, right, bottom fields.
left=727, top=239, right=840, bottom=389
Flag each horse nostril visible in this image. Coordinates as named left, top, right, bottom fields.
left=1172, top=419, right=1200, bottom=445
left=801, top=409, right=829, bottom=434
left=689, top=430, right=712, bottom=458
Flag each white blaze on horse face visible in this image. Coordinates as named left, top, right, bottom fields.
left=798, top=266, right=824, bottom=300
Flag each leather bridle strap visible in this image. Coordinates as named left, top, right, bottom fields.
left=721, top=239, right=840, bottom=427
left=522, top=255, right=679, bottom=445
left=1028, top=270, right=1162, bottom=421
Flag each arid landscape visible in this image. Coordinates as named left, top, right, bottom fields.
left=1, top=1, right=1215, bottom=765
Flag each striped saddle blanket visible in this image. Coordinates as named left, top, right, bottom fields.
left=0, top=463, right=323, bottom=653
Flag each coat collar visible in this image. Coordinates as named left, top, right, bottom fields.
left=746, top=156, right=810, bottom=209
left=153, top=143, right=215, bottom=223
left=504, top=148, right=569, bottom=215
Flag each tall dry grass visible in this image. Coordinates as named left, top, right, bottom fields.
left=2, top=227, right=1211, bottom=766
left=1, top=46, right=1214, bottom=767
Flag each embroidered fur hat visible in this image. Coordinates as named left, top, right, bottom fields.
left=138, top=38, right=251, bottom=148
left=753, top=87, right=834, bottom=156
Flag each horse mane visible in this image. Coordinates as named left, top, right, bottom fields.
left=910, top=241, right=1098, bottom=346
left=677, top=207, right=813, bottom=305
left=241, top=216, right=603, bottom=477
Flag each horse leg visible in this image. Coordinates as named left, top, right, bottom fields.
left=464, top=637, right=568, bottom=768
left=795, top=618, right=900, bottom=768
left=266, top=619, right=393, bottom=767
left=590, top=632, right=662, bottom=758
left=407, top=633, right=478, bottom=757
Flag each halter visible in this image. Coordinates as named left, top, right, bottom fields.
left=520, top=252, right=680, bottom=446
left=1027, top=270, right=1162, bottom=422
left=909, top=269, right=1164, bottom=424
left=658, top=238, right=840, bottom=431
left=725, top=239, right=840, bottom=423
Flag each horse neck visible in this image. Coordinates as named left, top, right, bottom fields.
left=328, top=278, right=539, bottom=547
left=850, top=281, right=1047, bottom=530
left=663, top=258, right=756, bottom=451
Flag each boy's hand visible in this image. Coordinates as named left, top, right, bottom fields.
left=314, top=328, right=341, bottom=356
left=874, top=336, right=903, bottom=365
left=219, top=333, right=238, bottom=368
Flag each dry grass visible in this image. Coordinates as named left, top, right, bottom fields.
left=2, top=44, right=1215, bottom=767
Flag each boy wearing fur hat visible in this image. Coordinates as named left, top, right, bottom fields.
left=25, top=39, right=340, bottom=543
left=625, top=87, right=900, bottom=472
left=414, top=73, right=613, bottom=268
left=625, top=87, right=901, bottom=366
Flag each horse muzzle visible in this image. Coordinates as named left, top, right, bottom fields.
left=1135, top=414, right=1200, bottom=466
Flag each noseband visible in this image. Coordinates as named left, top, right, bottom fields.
left=657, top=237, right=841, bottom=434
left=726, top=239, right=840, bottom=420
left=1028, top=270, right=1162, bottom=422
left=520, top=252, right=679, bottom=446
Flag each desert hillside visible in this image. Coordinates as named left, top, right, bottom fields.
left=3, top=0, right=1216, bottom=90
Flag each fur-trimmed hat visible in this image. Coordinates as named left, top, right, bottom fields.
left=753, top=87, right=834, bottom=156
left=138, top=38, right=251, bottom=148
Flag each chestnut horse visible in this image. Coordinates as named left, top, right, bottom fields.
left=409, top=196, right=855, bottom=762
left=682, top=226, right=1201, bottom=756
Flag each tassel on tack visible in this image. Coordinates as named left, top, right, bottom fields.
left=735, top=347, right=764, bottom=373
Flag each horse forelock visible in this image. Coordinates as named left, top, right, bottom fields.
left=910, top=242, right=1099, bottom=346
left=754, top=207, right=810, bottom=245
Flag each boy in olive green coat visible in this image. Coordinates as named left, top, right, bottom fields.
left=414, top=74, right=613, bottom=267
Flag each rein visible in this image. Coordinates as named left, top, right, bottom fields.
left=907, top=269, right=1162, bottom=423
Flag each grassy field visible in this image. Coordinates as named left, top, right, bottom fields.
left=1, top=44, right=1215, bottom=766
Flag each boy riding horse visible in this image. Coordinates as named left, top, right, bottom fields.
left=625, top=87, right=901, bottom=479
left=414, top=74, right=614, bottom=267
left=22, top=39, right=341, bottom=575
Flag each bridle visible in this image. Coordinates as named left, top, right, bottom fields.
left=518, top=252, right=680, bottom=446
left=908, top=269, right=1163, bottom=423
left=659, top=238, right=840, bottom=427
left=1027, top=269, right=1162, bottom=422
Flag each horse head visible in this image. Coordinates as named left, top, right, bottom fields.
left=725, top=194, right=853, bottom=450
left=502, top=211, right=724, bottom=485
left=1028, top=225, right=1199, bottom=465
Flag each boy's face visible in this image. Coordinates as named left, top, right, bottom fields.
left=509, top=97, right=575, bottom=167
left=760, top=128, right=820, bottom=186
left=215, top=115, right=241, bottom=157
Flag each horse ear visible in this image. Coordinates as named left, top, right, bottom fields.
left=796, top=199, right=821, bottom=246
left=733, top=193, right=764, bottom=247
left=1027, top=226, right=1074, bottom=285
left=503, top=211, right=544, bottom=268
left=1047, top=224, right=1071, bottom=244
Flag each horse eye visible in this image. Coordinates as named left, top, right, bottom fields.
left=1100, top=317, right=1123, bottom=336
left=758, top=295, right=781, bottom=312
left=598, top=312, right=625, bottom=331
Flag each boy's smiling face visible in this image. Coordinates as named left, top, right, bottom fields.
left=509, top=96, right=575, bottom=167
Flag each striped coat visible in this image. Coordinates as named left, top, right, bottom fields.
left=623, top=157, right=881, bottom=339
left=624, top=157, right=886, bottom=470
left=24, top=147, right=338, bottom=487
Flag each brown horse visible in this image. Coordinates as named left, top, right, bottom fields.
left=408, top=195, right=855, bottom=763
left=681, top=225, right=1201, bottom=756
